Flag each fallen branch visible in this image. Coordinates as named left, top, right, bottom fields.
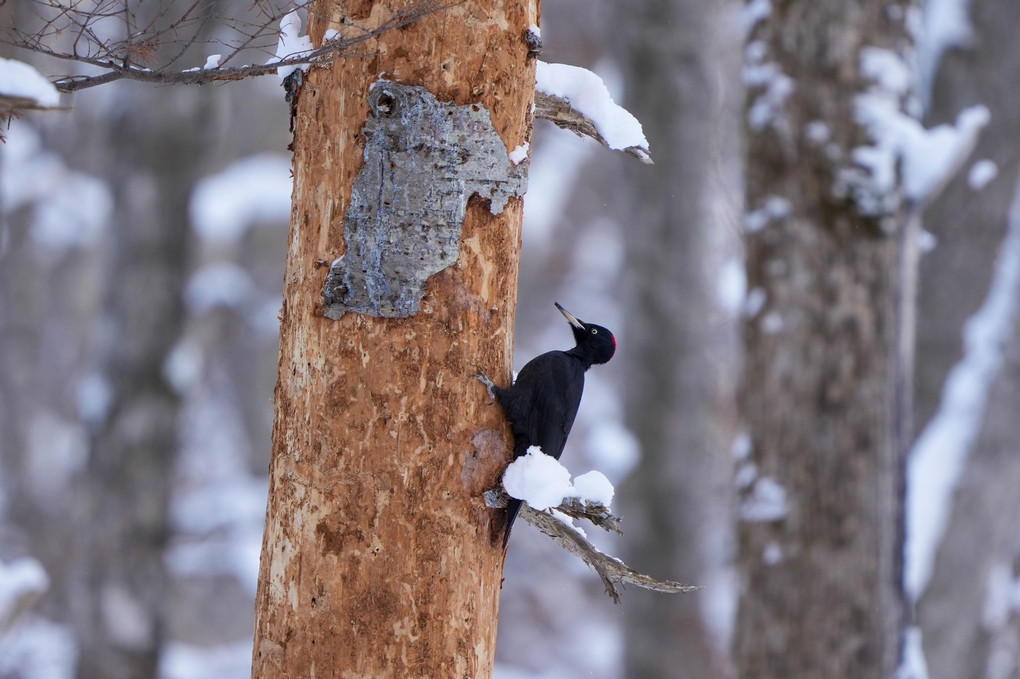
left=484, top=488, right=700, bottom=603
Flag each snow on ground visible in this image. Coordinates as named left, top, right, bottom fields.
left=535, top=61, right=648, bottom=154
left=905, top=174, right=1020, bottom=601
left=0, top=57, right=60, bottom=108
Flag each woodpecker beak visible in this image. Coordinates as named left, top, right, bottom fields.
left=554, top=302, right=585, bottom=330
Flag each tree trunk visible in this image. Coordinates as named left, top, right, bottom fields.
left=251, top=1, right=536, bottom=677
left=914, top=1, right=1020, bottom=675
left=734, top=3, right=912, bottom=677
left=613, top=1, right=741, bottom=678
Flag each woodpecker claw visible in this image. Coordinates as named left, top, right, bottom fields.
left=472, top=372, right=497, bottom=405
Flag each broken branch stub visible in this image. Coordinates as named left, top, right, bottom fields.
left=483, top=487, right=699, bottom=603
left=323, top=81, right=528, bottom=319
left=534, top=91, right=653, bottom=164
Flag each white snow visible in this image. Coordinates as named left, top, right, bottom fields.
left=163, top=339, right=204, bottom=394
left=916, top=0, right=974, bottom=104
left=184, top=263, right=256, bottom=313
left=905, top=174, right=1020, bottom=601
left=740, top=476, right=788, bottom=522
left=203, top=54, right=222, bottom=69
left=0, top=57, right=60, bottom=108
left=324, top=28, right=340, bottom=42
left=502, top=447, right=617, bottom=512
left=740, top=0, right=771, bottom=36
left=570, top=471, right=614, bottom=507
left=898, top=626, right=931, bottom=679
left=0, top=122, right=112, bottom=250
left=743, top=41, right=794, bottom=134
left=508, top=142, right=530, bottom=165
left=189, top=153, right=292, bottom=244
left=969, top=159, right=998, bottom=190
left=847, top=45, right=990, bottom=213
left=503, top=447, right=574, bottom=511
left=161, top=640, right=254, bottom=679
left=586, top=419, right=640, bottom=478
left=535, top=61, right=648, bottom=154
left=716, top=257, right=747, bottom=317
left=743, top=194, right=791, bottom=233
left=76, top=372, right=113, bottom=426
left=762, top=541, right=782, bottom=566
left=744, top=287, right=767, bottom=318
left=527, top=24, right=541, bottom=39
left=0, top=616, right=77, bottom=679
left=0, top=558, right=48, bottom=626
left=273, top=10, right=314, bottom=79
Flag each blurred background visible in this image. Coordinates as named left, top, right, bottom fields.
left=2, top=0, right=1020, bottom=678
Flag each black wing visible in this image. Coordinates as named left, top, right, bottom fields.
left=500, top=350, right=585, bottom=460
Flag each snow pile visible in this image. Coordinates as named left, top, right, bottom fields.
left=904, top=175, right=1020, bottom=601
left=203, top=54, right=222, bottom=70
left=0, top=57, right=59, bottom=108
left=273, top=11, right=314, bottom=79
left=535, top=61, right=648, bottom=154
left=845, top=47, right=989, bottom=214
left=503, top=447, right=573, bottom=510
left=502, top=447, right=616, bottom=511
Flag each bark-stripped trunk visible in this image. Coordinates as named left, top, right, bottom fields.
left=251, top=2, right=536, bottom=676
left=734, top=3, right=912, bottom=677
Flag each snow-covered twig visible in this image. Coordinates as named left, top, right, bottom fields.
left=534, top=61, right=653, bottom=164
left=484, top=487, right=700, bottom=603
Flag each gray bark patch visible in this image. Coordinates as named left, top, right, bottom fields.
left=323, top=81, right=528, bottom=319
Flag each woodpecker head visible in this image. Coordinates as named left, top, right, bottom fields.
left=555, top=302, right=616, bottom=365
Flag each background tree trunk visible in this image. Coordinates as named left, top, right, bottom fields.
left=612, top=1, right=741, bottom=678
left=733, top=3, right=912, bottom=677
left=251, top=1, right=536, bottom=676
left=913, top=0, right=1020, bottom=676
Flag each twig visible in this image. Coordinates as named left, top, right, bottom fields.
left=484, top=488, right=700, bottom=603
left=534, top=91, right=653, bottom=164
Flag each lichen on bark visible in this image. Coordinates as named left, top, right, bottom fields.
left=323, top=80, right=528, bottom=319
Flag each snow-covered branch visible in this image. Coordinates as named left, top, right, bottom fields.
left=484, top=488, right=698, bottom=603
left=534, top=61, right=653, bottom=164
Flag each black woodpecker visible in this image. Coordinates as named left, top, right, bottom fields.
left=474, top=302, right=616, bottom=547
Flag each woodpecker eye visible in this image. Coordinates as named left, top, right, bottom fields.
left=591, top=328, right=598, bottom=334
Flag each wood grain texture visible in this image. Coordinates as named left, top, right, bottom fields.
left=252, top=2, right=537, bottom=677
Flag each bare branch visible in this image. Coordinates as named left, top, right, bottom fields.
left=3, top=0, right=456, bottom=93
left=484, top=488, right=700, bottom=603
left=534, top=91, right=654, bottom=164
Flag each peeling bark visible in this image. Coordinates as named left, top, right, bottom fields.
left=251, top=1, right=537, bottom=677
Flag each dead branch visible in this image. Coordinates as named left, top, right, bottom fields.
left=484, top=488, right=700, bottom=603
left=534, top=91, right=654, bottom=164
left=2, top=0, right=455, bottom=93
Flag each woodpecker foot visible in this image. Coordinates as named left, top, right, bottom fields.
left=472, top=372, right=497, bottom=405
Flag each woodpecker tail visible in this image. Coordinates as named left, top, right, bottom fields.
left=502, top=498, right=523, bottom=549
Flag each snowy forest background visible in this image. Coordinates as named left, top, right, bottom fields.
left=2, top=0, right=1020, bottom=678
